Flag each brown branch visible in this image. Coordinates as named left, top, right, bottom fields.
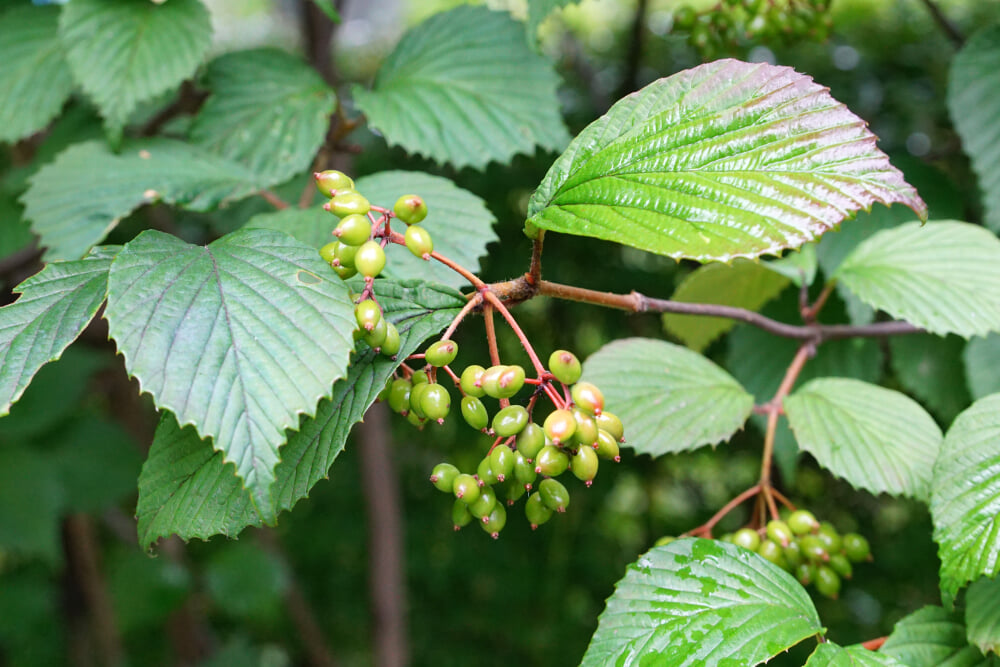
left=918, top=0, right=964, bottom=47
left=759, top=343, right=813, bottom=488
left=527, top=233, right=544, bottom=286
left=259, top=189, right=291, bottom=210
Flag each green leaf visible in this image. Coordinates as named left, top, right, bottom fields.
left=527, top=59, right=926, bottom=262
left=766, top=243, right=818, bottom=287
left=0, top=6, right=73, bottom=144
left=21, top=139, right=258, bottom=260
left=244, top=205, right=333, bottom=251
left=582, top=338, right=754, bottom=457
left=967, top=577, right=1000, bottom=656
left=949, top=25, right=1000, bottom=232
left=352, top=5, right=569, bottom=170
left=931, top=393, right=1000, bottom=604
left=105, top=228, right=356, bottom=520
left=581, top=537, right=822, bottom=666
left=784, top=378, right=941, bottom=499
left=964, top=334, right=1000, bottom=400
left=890, top=334, right=970, bottom=423
left=135, top=280, right=464, bottom=546
left=59, top=0, right=212, bottom=136
left=311, top=0, right=340, bottom=22
left=662, top=259, right=790, bottom=352
left=806, top=643, right=904, bottom=666
left=354, top=171, right=498, bottom=289
left=0, top=248, right=114, bottom=417
left=526, top=0, right=581, bottom=43
left=880, top=606, right=997, bottom=666
left=835, top=221, right=1000, bottom=338
left=191, top=49, right=336, bottom=187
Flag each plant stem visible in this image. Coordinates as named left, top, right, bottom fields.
left=918, top=0, right=964, bottom=46
left=386, top=231, right=486, bottom=288
left=759, top=343, right=813, bottom=489
left=687, top=484, right=762, bottom=537
left=483, top=291, right=546, bottom=375
left=259, top=189, right=291, bottom=209
left=441, top=293, right=483, bottom=340
left=527, top=234, right=544, bottom=286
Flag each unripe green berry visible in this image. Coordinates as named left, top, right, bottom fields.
left=534, top=445, right=569, bottom=476
left=334, top=214, right=372, bottom=246
left=479, top=366, right=505, bottom=398
left=594, top=428, right=621, bottom=461
left=332, top=264, right=357, bottom=279
left=411, top=370, right=429, bottom=385
left=452, top=498, right=472, bottom=530
left=539, top=478, right=571, bottom=513
left=571, top=381, right=604, bottom=415
left=502, top=479, right=526, bottom=504
left=355, top=299, right=382, bottom=332
left=543, top=409, right=576, bottom=445
left=572, top=410, right=599, bottom=448
left=469, top=485, right=498, bottom=519
left=407, top=382, right=430, bottom=418
left=799, top=535, right=829, bottom=562
left=363, top=315, right=388, bottom=349
left=460, top=395, right=489, bottom=431
left=814, top=566, right=841, bottom=598
left=513, top=451, right=537, bottom=489
left=788, top=509, right=819, bottom=535
left=380, top=322, right=400, bottom=357
left=481, top=503, right=506, bottom=538
left=570, top=445, right=599, bottom=486
left=829, top=553, right=853, bottom=579
left=516, top=423, right=545, bottom=461
left=495, top=365, right=525, bottom=398
left=477, top=457, right=498, bottom=486
left=765, top=520, right=793, bottom=548
left=488, top=444, right=515, bottom=482
left=842, top=533, right=871, bottom=562
left=796, top=562, right=815, bottom=586
left=404, top=224, right=433, bottom=259
left=319, top=241, right=339, bottom=264
left=460, top=365, right=486, bottom=397
left=376, top=379, right=391, bottom=402
left=354, top=240, right=386, bottom=278
left=418, top=383, right=450, bottom=422
left=314, top=170, right=354, bottom=197
left=406, top=410, right=425, bottom=429
left=732, top=528, right=761, bottom=552
left=430, top=462, right=459, bottom=492
left=453, top=474, right=480, bottom=503
left=548, top=350, right=582, bottom=384
left=757, top=539, right=786, bottom=568
left=388, top=378, right=412, bottom=415
left=783, top=540, right=804, bottom=568
left=393, top=194, right=428, bottom=225
left=425, top=339, right=458, bottom=367
left=816, top=525, right=842, bottom=554
left=334, top=242, right=358, bottom=269
left=525, top=493, right=553, bottom=529
left=493, top=405, right=529, bottom=438
left=325, top=190, right=371, bottom=217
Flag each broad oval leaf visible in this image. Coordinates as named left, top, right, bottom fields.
left=136, top=280, right=464, bottom=546
left=880, top=606, right=996, bottom=667
left=354, top=171, right=498, bottom=289
left=59, top=0, right=212, bottom=136
left=245, top=206, right=333, bottom=251
left=784, top=378, right=941, bottom=499
left=581, top=537, right=822, bottom=666
left=931, top=393, right=1000, bottom=604
left=352, top=5, right=569, bottom=170
left=582, top=338, right=754, bottom=457
left=805, top=643, right=904, bottom=666
left=0, top=247, right=114, bottom=417
left=527, top=59, right=926, bottom=262
left=835, top=221, right=1000, bottom=338
left=106, top=228, right=356, bottom=521
left=0, top=6, right=73, bottom=144
left=964, top=334, right=1000, bottom=400
left=967, top=576, right=1000, bottom=656
left=949, top=26, right=1000, bottom=232
left=662, top=259, right=790, bottom=352
left=21, top=139, right=259, bottom=261
left=190, top=48, right=336, bottom=187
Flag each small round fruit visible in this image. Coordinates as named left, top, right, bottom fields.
left=481, top=503, right=506, bottom=538
left=543, top=409, right=576, bottom=445
left=515, top=423, right=545, bottom=461
left=539, top=478, right=571, bottom=513
left=757, top=539, right=786, bottom=568
left=502, top=480, right=526, bottom=504
left=334, top=214, right=372, bottom=246
left=799, top=535, right=829, bottom=562
left=430, top=462, right=459, bottom=492
left=418, top=383, right=450, bottom=422
left=479, top=365, right=505, bottom=398
left=314, top=170, right=354, bottom=197
left=380, top=323, right=400, bottom=357
left=388, top=378, right=412, bottom=415
left=453, top=474, right=481, bottom=504
left=332, top=264, right=357, bottom=279
left=571, top=382, right=604, bottom=415
left=460, top=365, right=486, bottom=397
left=354, top=240, right=386, bottom=278
left=783, top=540, right=804, bottom=568
left=319, top=241, right=340, bottom=263
left=404, top=224, right=433, bottom=259
left=513, top=451, right=537, bottom=489
left=410, top=370, right=429, bottom=385
left=816, top=525, right=842, bottom=554
left=460, top=396, right=489, bottom=431
left=425, top=339, right=458, bottom=367
left=477, top=457, right=498, bottom=486
left=572, top=410, right=599, bottom=447
left=595, top=412, right=625, bottom=442
left=325, top=191, right=371, bottom=217
left=732, top=528, right=761, bottom=552
left=408, top=382, right=431, bottom=418
left=788, top=509, right=820, bottom=535
left=843, top=533, right=871, bottom=562
left=525, top=493, right=553, bottom=529
left=469, top=485, right=498, bottom=519
left=406, top=411, right=425, bottom=429
left=594, top=428, right=621, bottom=461
left=355, top=299, right=382, bottom=332
left=495, top=365, right=525, bottom=398
left=393, top=194, right=428, bottom=225
left=570, top=446, right=599, bottom=485
left=829, top=553, right=853, bottom=579
left=534, top=445, right=569, bottom=476
left=765, top=520, right=794, bottom=548
left=493, top=405, right=529, bottom=438
left=548, top=350, right=582, bottom=384
left=489, top=444, right=515, bottom=482
left=452, top=498, right=472, bottom=530
left=363, top=315, right=388, bottom=349
left=814, top=566, right=841, bottom=598
left=796, top=563, right=815, bottom=586
left=334, top=242, right=358, bottom=268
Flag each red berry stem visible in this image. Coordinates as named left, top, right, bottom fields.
left=482, top=291, right=545, bottom=377
left=440, top=364, right=462, bottom=389
left=441, top=293, right=484, bottom=341
left=769, top=486, right=797, bottom=512
left=385, top=231, right=486, bottom=289
left=684, top=484, right=761, bottom=538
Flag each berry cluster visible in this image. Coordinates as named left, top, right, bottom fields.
left=389, top=348, right=624, bottom=538
left=673, top=0, right=832, bottom=59
left=314, top=170, right=435, bottom=358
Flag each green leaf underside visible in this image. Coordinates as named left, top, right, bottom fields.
left=528, top=59, right=926, bottom=262
left=964, top=334, right=1000, bottom=400
left=352, top=5, right=569, bottom=170
left=581, top=538, right=822, bottom=666
left=931, top=394, right=1000, bottom=604
left=354, top=171, right=498, bottom=289
left=191, top=48, right=336, bottom=187
left=0, top=6, right=73, bottom=144
left=135, top=280, right=464, bottom=546
left=967, top=577, right=1000, bottom=656
left=59, top=0, right=212, bottom=134
left=0, top=249, right=114, bottom=417
left=836, top=221, right=1000, bottom=338
left=880, top=606, right=997, bottom=667
left=948, top=25, right=1000, bottom=232
left=806, top=643, right=904, bottom=666
left=663, top=259, right=790, bottom=352
left=890, top=334, right=970, bottom=423
left=784, top=378, right=940, bottom=499
left=21, top=139, right=259, bottom=261
left=582, top=338, right=754, bottom=457
left=106, top=229, right=356, bottom=521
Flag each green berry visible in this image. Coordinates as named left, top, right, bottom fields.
left=783, top=540, right=804, bottom=568
left=732, top=528, right=761, bottom=552
left=814, top=566, right=841, bottom=599
left=406, top=410, right=425, bottom=429
left=539, top=478, right=571, bottom=513
left=571, top=382, right=604, bottom=415
left=843, top=533, right=871, bottom=562
left=388, top=378, right=412, bottom=414
left=404, top=224, right=433, bottom=259
left=319, top=241, right=339, bottom=264
left=816, top=524, right=842, bottom=553
left=829, top=553, right=853, bottom=579
left=380, top=322, right=400, bottom=357
left=654, top=536, right=676, bottom=547
left=570, top=445, right=599, bottom=485
left=453, top=474, right=480, bottom=504
left=460, top=365, right=486, bottom=397
left=325, top=190, right=371, bottom=218
left=799, top=535, right=829, bottom=562
left=757, top=539, right=786, bottom=568
left=513, top=451, right=537, bottom=489
left=332, top=264, right=357, bottom=279
left=502, top=479, right=526, bottom=504
left=460, top=395, right=489, bottom=431
left=765, top=520, right=793, bottom=548
left=515, top=423, right=546, bottom=461
left=788, top=509, right=819, bottom=535
left=548, top=350, right=582, bottom=384
left=534, top=445, right=569, bottom=476
left=354, top=240, right=386, bottom=278
left=495, top=365, right=525, bottom=398
left=452, top=498, right=472, bottom=530
left=425, top=339, right=458, bottom=367
left=418, top=383, right=450, bottom=422
left=543, top=409, right=577, bottom=445
left=469, top=485, right=498, bottom=519
left=334, top=214, right=372, bottom=246
left=525, top=493, right=554, bottom=529
left=488, top=444, right=515, bottom=482
left=355, top=299, right=382, bottom=332
left=393, top=194, right=428, bottom=225
left=572, top=410, right=599, bottom=448
left=477, top=457, right=498, bottom=486
left=481, top=503, right=507, bottom=538
left=796, top=562, right=815, bottom=586
left=430, top=462, right=459, bottom=492
left=479, top=366, right=505, bottom=398
left=492, top=405, right=529, bottom=437
left=334, top=242, right=358, bottom=268
left=363, top=315, right=388, bottom=349
left=376, top=379, right=391, bottom=402
left=411, top=370, right=429, bottom=385
left=594, top=428, right=621, bottom=462
left=314, top=170, right=354, bottom=197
